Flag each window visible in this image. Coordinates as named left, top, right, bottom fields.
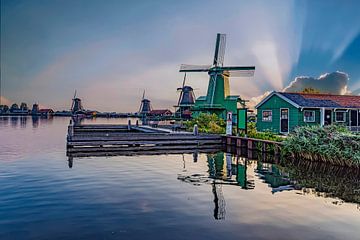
left=304, top=111, right=315, bottom=122
left=262, top=110, right=272, bottom=122
left=335, top=111, right=346, bottom=122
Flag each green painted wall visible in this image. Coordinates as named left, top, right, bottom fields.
left=256, top=95, right=298, bottom=133
left=256, top=94, right=354, bottom=134
left=256, top=95, right=325, bottom=133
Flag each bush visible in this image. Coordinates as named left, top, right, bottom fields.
left=282, top=125, right=360, bottom=167
left=183, top=113, right=226, bottom=134
left=242, top=122, right=284, bottom=142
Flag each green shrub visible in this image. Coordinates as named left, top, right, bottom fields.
left=282, top=125, right=360, bottom=167
left=183, top=113, right=226, bottom=134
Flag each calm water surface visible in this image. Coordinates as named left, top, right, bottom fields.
left=0, top=116, right=359, bottom=240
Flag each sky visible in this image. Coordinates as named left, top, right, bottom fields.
left=1, top=0, right=360, bottom=111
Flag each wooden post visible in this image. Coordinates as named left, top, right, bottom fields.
left=128, top=120, right=131, bottom=131
left=247, top=139, right=253, bottom=150
left=274, top=144, right=279, bottom=155
left=67, top=120, right=74, bottom=141
left=193, top=124, right=198, bottom=135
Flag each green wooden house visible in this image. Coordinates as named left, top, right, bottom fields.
left=255, top=91, right=360, bottom=134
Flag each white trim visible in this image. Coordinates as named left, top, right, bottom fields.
left=262, top=110, right=272, bottom=122
left=335, top=111, right=346, bottom=122
left=255, top=91, right=301, bottom=109
left=280, top=108, right=289, bottom=134
left=320, top=107, right=325, bottom=126
left=303, top=110, right=315, bottom=122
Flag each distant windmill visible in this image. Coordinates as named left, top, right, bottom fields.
left=138, top=90, right=152, bottom=115
left=179, top=33, right=255, bottom=119
left=71, top=90, right=84, bottom=114
left=175, top=73, right=196, bottom=118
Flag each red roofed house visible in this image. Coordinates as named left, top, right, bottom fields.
left=255, top=91, right=360, bottom=134
left=149, top=109, right=172, bottom=117
left=38, top=109, right=54, bottom=116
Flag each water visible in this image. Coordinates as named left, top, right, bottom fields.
left=0, top=116, right=359, bottom=240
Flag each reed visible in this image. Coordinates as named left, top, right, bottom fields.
left=282, top=125, right=360, bottom=167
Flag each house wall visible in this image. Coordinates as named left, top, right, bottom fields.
left=297, top=108, right=321, bottom=127
left=256, top=95, right=298, bottom=133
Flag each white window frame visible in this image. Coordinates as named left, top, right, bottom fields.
left=262, top=110, right=272, bottom=122
left=335, top=111, right=346, bottom=122
left=303, top=110, right=315, bottom=123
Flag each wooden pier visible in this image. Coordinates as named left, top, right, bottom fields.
left=66, top=122, right=222, bottom=156
left=222, top=135, right=283, bottom=155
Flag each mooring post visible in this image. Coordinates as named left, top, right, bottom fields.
left=136, top=120, right=139, bottom=127
left=128, top=120, right=131, bottom=131
left=67, top=119, right=74, bottom=141
left=193, top=124, right=198, bottom=135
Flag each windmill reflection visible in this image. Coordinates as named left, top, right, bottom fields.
left=178, top=152, right=255, bottom=220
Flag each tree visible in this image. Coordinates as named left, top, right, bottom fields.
left=300, top=87, right=320, bottom=94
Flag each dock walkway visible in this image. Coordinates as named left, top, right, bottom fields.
left=66, top=122, right=222, bottom=155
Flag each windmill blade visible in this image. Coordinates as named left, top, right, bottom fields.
left=213, top=33, right=226, bottom=67
left=179, top=64, right=211, bottom=72
left=71, top=90, right=77, bottom=111
left=182, top=73, right=186, bottom=88
left=142, top=90, right=145, bottom=100
left=221, top=66, right=255, bottom=77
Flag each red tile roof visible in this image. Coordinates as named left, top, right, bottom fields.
left=149, top=109, right=172, bottom=115
left=279, top=92, right=360, bottom=108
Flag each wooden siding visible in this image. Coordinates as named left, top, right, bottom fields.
left=256, top=95, right=298, bottom=133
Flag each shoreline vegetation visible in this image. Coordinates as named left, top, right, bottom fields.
left=184, top=113, right=360, bottom=167
left=282, top=125, right=360, bottom=167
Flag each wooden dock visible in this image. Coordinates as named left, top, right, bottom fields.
left=66, top=122, right=222, bottom=155
left=222, top=135, right=283, bottom=155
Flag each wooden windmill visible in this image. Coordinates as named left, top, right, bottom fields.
left=138, top=90, right=152, bottom=115
left=179, top=33, right=255, bottom=119
left=175, top=73, right=196, bottom=119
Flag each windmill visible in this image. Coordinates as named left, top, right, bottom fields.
left=138, top=90, right=152, bottom=115
left=71, top=90, right=84, bottom=114
left=175, top=73, right=196, bottom=119
left=179, top=33, right=255, bottom=119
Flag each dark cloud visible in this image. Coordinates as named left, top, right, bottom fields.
left=283, top=71, right=349, bottom=94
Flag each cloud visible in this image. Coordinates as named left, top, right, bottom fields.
left=283, top=71, right=349, bottom=95
left=246, top=91, right=272, bottom=110
left=247, top=71, right=354, bottom=110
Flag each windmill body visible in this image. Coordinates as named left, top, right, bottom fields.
left=175, top=73, right=196, bottom=118
left=179, top=33, right=255, bottom=120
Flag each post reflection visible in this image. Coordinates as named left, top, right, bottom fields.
left=32, top=116, right=39, bottom=128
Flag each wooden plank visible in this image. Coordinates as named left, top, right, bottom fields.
left=66, top=144, right=223, bottom=153
left=68, top=139, right=222, bottom=147
left=69, top=135, right=221, bottom=142
left=67, top=147, right=223, bottom=158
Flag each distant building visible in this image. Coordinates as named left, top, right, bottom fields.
left=149, top=109, right=172, bottom=117
left=32, top=103, right=39, bottom=115
left=38, top=109, right=54, bottom=116
left=0, top=105, right=9, bottom=113
left=255, top=91, right=360, bottom=134
left=20, top=102, right=28, bottom=111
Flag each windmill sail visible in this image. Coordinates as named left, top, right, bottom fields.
left=213, top=33, right=226, bottom=67
left=222, top=66, right=255, bottom=77
left=180, top=64, right=211, bottom=72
